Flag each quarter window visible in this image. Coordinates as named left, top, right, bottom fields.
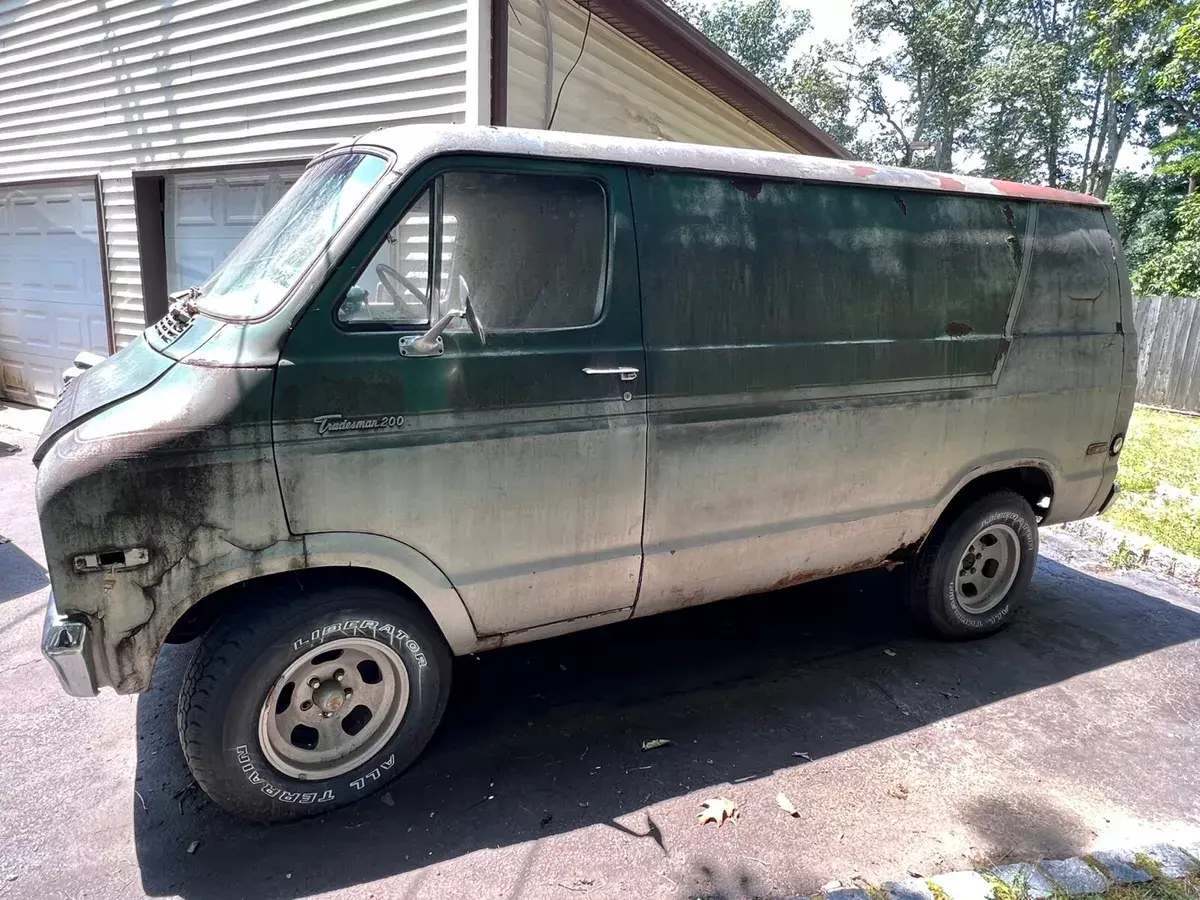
left=337, top=171, right=607, bottom=331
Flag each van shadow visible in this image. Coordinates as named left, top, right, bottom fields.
left=0, top=540, right=48, bottom=603
left=132, top=558, right=1200, bottom=899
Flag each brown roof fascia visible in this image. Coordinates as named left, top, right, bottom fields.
left=574, top=0, right=852, bottom=158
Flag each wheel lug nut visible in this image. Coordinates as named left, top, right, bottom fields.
left=344, top=688, right=353, bottom=698
left=334, top=669, right=345, bottom=682
left=321, top=711, right=333, bottom=718
left=308, top=677, right=321, bottom=689
left=300, top=699, right=313, bottom=711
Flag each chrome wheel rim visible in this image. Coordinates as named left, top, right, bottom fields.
left=258, top=637, right=410, bottom=780
left=955, top=523, right=1021, bottom=614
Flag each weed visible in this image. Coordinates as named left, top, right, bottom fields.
left=1135, top=854, right=1166, bottom=881
left=1109, top=540, right=1141, bottom=569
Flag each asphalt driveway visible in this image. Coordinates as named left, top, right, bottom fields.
left=2, top=419, right=1198, bottom=900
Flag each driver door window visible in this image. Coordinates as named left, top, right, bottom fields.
left=337, top=188, right=432, bottom=326
left=336, top=172, right=606, bottom=331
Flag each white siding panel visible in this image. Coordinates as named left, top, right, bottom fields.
left=0, top=0, right=471, bottom=349
left=506, top=0, right=792, bottom=153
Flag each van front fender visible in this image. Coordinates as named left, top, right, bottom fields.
left=85, top=532, right=480, bottom=694
left=300, top=532, right=479, bottom=656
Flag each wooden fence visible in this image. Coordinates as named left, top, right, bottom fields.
left=1132, top=295, right=1200, bottom=414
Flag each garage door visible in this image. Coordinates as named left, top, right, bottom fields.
left=0, top=181, right=109, bottom=409
left=165, top=166, right=306, bottom=293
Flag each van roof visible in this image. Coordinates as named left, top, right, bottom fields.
left=356, top=125, right=1104, bottom=208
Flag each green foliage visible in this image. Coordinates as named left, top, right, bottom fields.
left=1108, top=170, right=1189, bottom=272
left=1132, top=192, right=1200, bottom=295
left=668, top=0, right=810, bottom=92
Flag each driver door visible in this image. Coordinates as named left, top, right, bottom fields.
left=272, top=157, right=648, bottom=637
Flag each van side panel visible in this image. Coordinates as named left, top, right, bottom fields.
left=629, top=171, right=1122, bottom=618
left=1006, top=202, right=1126, bottom=524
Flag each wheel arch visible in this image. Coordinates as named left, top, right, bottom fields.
left=921, top=457, right=1059, bottom=550
left=163, top=533, right=480, bottom=657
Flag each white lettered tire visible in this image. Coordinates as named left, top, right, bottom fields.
left=177, top=581, right=451, bottom=821
left=907, top=490, right=1038, bottom=638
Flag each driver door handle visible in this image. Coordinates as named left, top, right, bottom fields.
left=583, top=366, right=639, bottom=381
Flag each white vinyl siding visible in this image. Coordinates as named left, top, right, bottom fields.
left=0, top=0, right=473, bottom=348
left=506, top=0, right=792, bottom=153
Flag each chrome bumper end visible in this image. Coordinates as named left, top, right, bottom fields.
left=1097, top=482, right=1121, bottom=516
left=41, top=593, right=99, bottom=697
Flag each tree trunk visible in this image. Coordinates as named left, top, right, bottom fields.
left=1094, top=100, right=1136, bottom=200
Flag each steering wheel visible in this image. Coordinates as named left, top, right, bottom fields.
left=375, top=263, right=429, bottom=315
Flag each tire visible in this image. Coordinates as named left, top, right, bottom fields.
left=177, top=581, right=451, bottom=822
left=907, top=489, right=1037, bottom=639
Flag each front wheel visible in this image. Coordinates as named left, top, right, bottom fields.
left=177, top=582, right=451, bottom=821
left=907, top=490, right=1038, bottom=639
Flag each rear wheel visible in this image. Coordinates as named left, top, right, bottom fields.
left=908, top=490, right=1038, bottom=638
left=177, top=582, right=451, bottom=821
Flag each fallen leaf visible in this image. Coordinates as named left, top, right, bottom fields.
left=641, top=738, right=672, bottom=752
left=187, top=841, right=200, bottom=855
left=888, top=783, right=909, bottom=800
left=884, top=648, right=897, bottom=657
left=697, top=796, right=738, bottom=827
left=909, top=870, right=923, bottom=878
left=776, top=792, right=799, bottom=817
left=380, top=792, right=395, bottom=807
left=792, top=751, right=812, bottom=762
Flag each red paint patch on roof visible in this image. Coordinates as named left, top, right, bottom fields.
left=936, top=175, right=966, bottom=192
left=990, top=180, right=1102, bottom=205
left=853, top=165, right=877, bottom=177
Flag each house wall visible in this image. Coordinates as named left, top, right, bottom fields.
left=505, top=0, right=793, bottom=152
left=0, top=0, right=477, bottom=347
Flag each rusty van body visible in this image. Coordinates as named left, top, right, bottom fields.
left=35, top=126, right=1134, bottom=820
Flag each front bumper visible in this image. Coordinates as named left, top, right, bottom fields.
left=41, top=593, right=99, bottom=697
left=1097, top=482, right=1121, bottom=516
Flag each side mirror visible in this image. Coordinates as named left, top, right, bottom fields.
left=456, top=275, right=487, bottom=348
left=397, top=275, right=486, bottom=358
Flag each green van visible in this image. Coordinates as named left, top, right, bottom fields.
left=36, top=126, right=1134, bottom=821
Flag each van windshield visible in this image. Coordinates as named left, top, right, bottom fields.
left=195, top=152, right=389, bottom=320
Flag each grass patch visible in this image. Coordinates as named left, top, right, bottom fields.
left=1102, top=406, right=1200, bottom=558
left=1075, top=874, right=1200, bottom=900
left=984, top=870, right=1031, bottom=900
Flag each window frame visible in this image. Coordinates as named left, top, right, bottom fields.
left=332, top=163, right=612, bottom=335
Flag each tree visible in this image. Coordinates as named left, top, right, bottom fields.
left=970, top=1, right=1092, bottom=187
left=852, top=0, right=1004, bottom=171
left=668, top=0, right=861, bottom=149
left=669, top=0, right=811, bottom=92
left=781, top=40, right=861, bottom=150
left=1108, top=170, right=1189, bottom=270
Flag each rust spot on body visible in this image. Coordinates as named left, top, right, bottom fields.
left=768, top=555, right=892, bottom=592
left=945, top=321, right=974, bottom=337
left=991, top=179, right=1102, bottom=206
left=894, top=195, right=908, bottom=214
left=730, top=178, right=762, bottom=198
